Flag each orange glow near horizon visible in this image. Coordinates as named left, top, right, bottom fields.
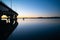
left=17, top=13, right=39, bottom=17
left=17, top=13, right=50, bottom=17
left=17, top=12, right=41, bottom=17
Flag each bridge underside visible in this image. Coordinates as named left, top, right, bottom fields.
left=0, top=11, right=18, bottom=23
left=0, top=2, right=18, bottom=24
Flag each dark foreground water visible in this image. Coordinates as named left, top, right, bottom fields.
left=7, top=19, right=60, bottom=40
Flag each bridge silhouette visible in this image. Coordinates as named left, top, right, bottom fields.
left=0, top=1, right=18, bottom=23
left=0, top=1, right=18, bottom=40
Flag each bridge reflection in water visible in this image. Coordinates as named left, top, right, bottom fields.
left=0, top=1, right=18, bottom=40
left=0, top=1, right=19, bottom=40
left=0, top=19, right=18, bottom=40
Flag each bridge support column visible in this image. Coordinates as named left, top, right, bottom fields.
left=0, top=15, right=1, bottom=20
left=10, top=15, right=14, bottom=24
left=0, top=10, right=2, bottom=20
left=15, top=15, right=17, bottom=22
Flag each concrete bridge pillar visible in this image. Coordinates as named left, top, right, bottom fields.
left=0, top=10, right=2, bottom=20
left=15, top=15, right=17, bottom=22
left=10, top=15, right=14, bottom=23
left=0, top=15, right=1, bottom=20
left=0, top=15, right=2, bottom=21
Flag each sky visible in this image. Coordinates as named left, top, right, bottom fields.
left=2, top=0, right=60, bottom=17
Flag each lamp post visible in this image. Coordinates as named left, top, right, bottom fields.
left=11, top=0, right=12, bottom=9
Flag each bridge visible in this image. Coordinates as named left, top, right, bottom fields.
left=0, top=1, right=18, bottom=23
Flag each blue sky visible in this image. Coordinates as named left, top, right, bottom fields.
left=2, top=0, right=60, bottom=17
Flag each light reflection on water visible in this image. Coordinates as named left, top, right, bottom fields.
left=7, top=19, right=60, bottom=40
left=18, top=19, right=60, bottom=24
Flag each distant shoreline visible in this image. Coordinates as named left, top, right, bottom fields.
left=2, top=17, right=60, bottom=19
left=17, top=17, right=60, bottom=19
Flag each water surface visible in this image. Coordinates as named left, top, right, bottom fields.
left=7, top=19, right=60, bottom=40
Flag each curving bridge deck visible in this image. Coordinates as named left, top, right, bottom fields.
left=0, top=1, right=18, bottom=23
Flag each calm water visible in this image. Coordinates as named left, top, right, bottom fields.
left=7, top=19, right=60, bottom=40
